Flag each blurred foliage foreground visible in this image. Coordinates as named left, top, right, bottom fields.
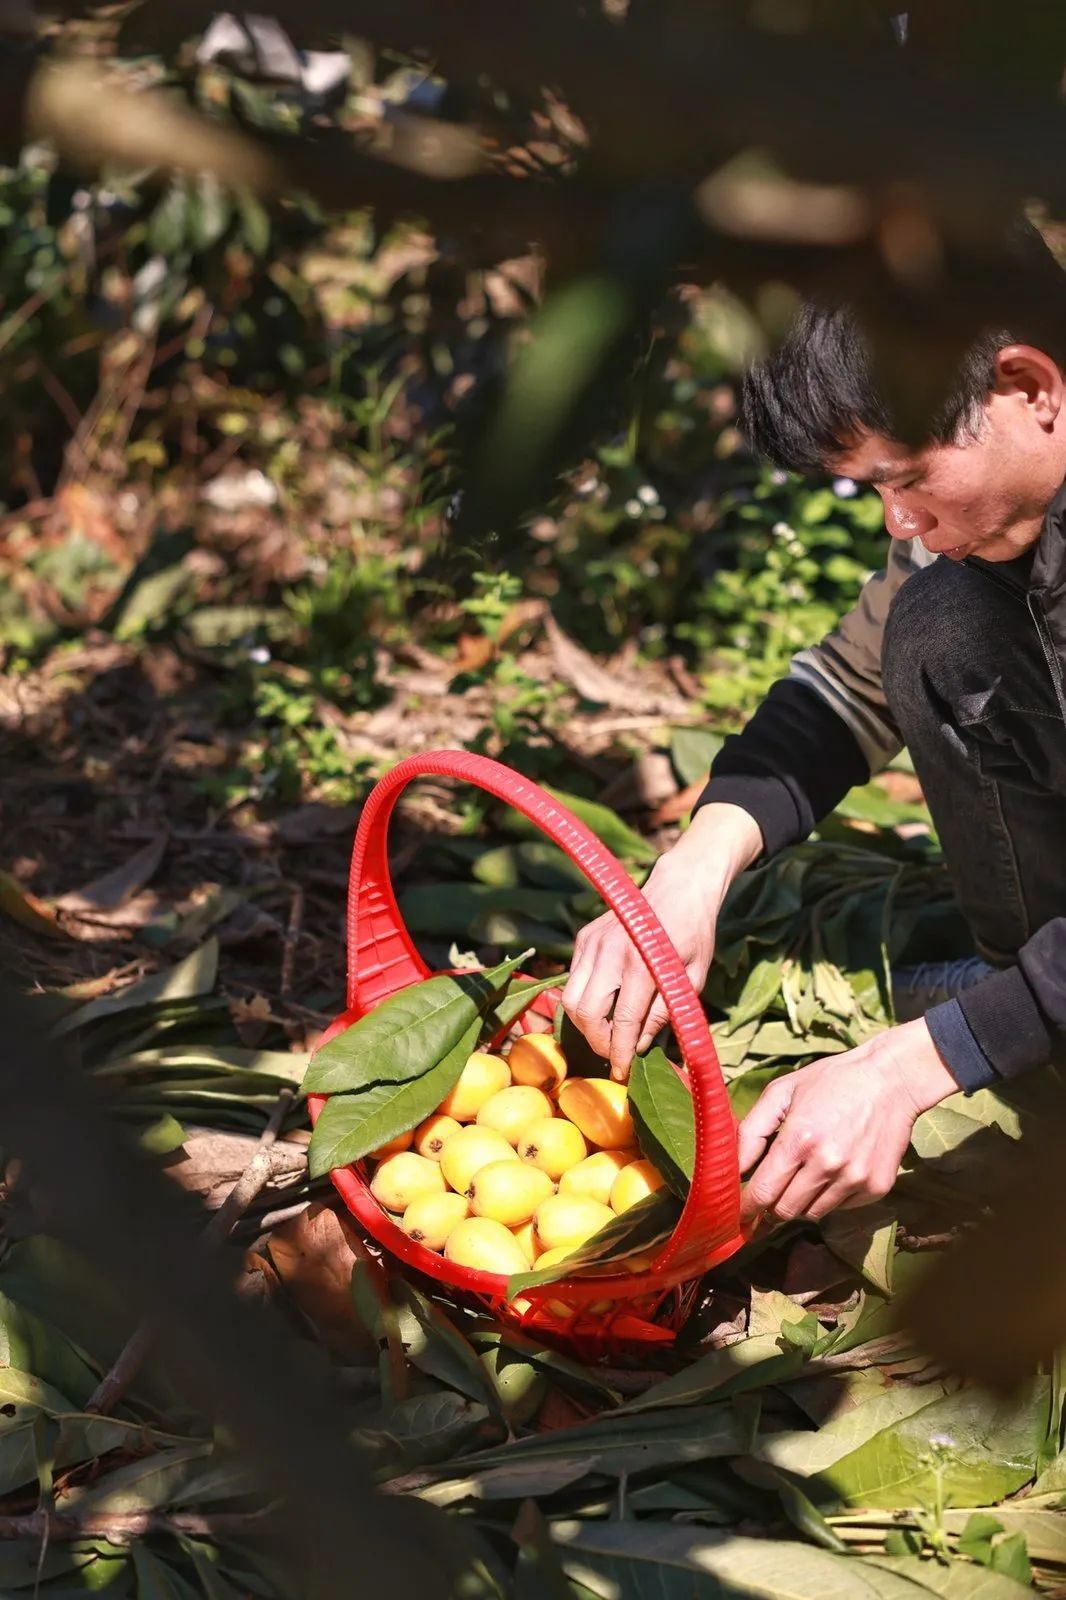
left=3, top=0, right=1066, bottom=1596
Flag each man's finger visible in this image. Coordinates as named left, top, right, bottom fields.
left=739, top=1136, right=804, bottom=1225
left=635, top=997, right=671, bottom=1057
left=736, top=1080, right=793, bottom=1174
left=606, top=962, right=659, bottom=1080
left=559, top=924, right=605, bottom=1021
left=766, top=1166, right=834, bottom=1223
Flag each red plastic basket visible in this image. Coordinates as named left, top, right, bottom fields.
left=306, top=750, right=747, bottom=1350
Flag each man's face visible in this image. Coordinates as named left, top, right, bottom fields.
left=829, top=347, right=1066, bottom=564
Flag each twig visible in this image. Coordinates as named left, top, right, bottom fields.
left=280, top=885, right=304, bottom=999
left=86, top=1088, right=296, bottom=1415
left=0, top=1508, right=274, bottom=1543
left=247, top=1198, right=312, bottom=1236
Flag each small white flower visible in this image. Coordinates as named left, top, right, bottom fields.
left=637, top=484, right=659, bottom=506
left=248, top=646, right=271, bottom=665
left=833, top=476, right=858, bottom=498
left=770, top=469, right=788, bottom=485
left=624, top=498, right=643, bottom=518
left=772, top=520, right=792, bottom=540
left=928, top=1433, right=956, bottom=1450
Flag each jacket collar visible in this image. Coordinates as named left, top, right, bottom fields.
left=1031, top=477, right=1066, bottom=595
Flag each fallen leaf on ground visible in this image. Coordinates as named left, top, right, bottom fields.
left=165, top=1126, right=307, bottom=1208
left=276, top=803, right=361, bottom=845
left=54, top=833, right=168, bottom=913
left=263, top=1201, right=377, bottom=1360
left=649, top=779, right=705, bottom=826
left=0, top=871, right=65, bottom=937
left=598, top=752, right=678, bottom=812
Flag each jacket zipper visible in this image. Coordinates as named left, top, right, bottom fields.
left=963, top=559, right=1066, bottom=725
left=1027, top=590, right=1066, bottom=725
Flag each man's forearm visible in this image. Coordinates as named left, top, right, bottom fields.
left=681, top=801, right=764, bottom=899
left=695, top=678, right=870, bottom=861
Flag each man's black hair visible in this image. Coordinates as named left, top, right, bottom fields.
left=741, top=220, right=1066, bottom=474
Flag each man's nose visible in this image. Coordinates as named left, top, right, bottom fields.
left=881, top=491, right=936, bottom=542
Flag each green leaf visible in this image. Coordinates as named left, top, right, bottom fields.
left=425, top=1455, right=597, bottom=1511
left=467, top=1329, right=621, bottom=1404
left=360, top=1391, right=493, bottom=1470
left=236, top=190, right=271, bottom=255
left=54, top=940, right=219, bottom=1034
left=425, top=1400, right=755, bottom=1481
left=759, top=1382, right=951, bottom=1478
left=989, top=1533, right=1031, bottom=1587
left=669, top=726, right=724, bottom=788
left=304, top=955, right=526, bottom=1095
left=910, top=1089, right=1021, bottom=1164
left=132, top=1546, right=202, bottom=1600
left=485, top=973, right=566, bottom=1034
left=507, top=1191, right=680, bottom=1299
left=307, top=1015, right=481, bottom=1177
left=725, top=956, right=784, bottom=1033
left=521, top=786, right=657, bottom=865
left=816, top=1379, right=1049, bottom=1510
left=550, top=1520, right=935, bottom=1599
left=956, top=1513, right=1003, bottom=1563
left=0, top=1288, right=100, bottom=1406
left=0, top=1372, right=152, bottom=1498
left=137, top=1114, right=186, bottom=1155
left=101, top=1044, right=307, bottom=1084
left=946, top=1503, right=1066, bottom=1564
left=616, top=1332, right=807, bottom=1414
left=515, top=841, right=590, bottom=893
left=821, top=1205, right=897, bottom=1296
left=302, top=947, right=528, bottom=1100
left=146, top=182, right=189, bottom=254
left=628, top=1047, right=694, bottom=1196
left=726, top=1062, right=792, bottom=1121
left=0, top=1543, right=99, bottom=1589
left=389, top=1280, right=500, bottom=1415
left=863, top=1556, right=1033, bottom=1598
left=71, top=1443, right=212, bottom=1514
left=469, top=910, right=573, bottom=961
left=399, top=883, right=565, bottom=938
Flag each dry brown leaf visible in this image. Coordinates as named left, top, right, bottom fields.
left=0, top=870, right=65, bottom=937
left=230, top=993, right=273, bottom=1027
left=649, top=778, right=705, bottom=826
left=276, top=802, right=361, bottom=845
left=264, top=1202, right=377, bottom=1360
left=598, top=752, right=678, bottom=813
left=54, top=833, right=167, bottom=913
left=166, top=1126, right=307, bottom=1209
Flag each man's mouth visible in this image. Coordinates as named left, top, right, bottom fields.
left=923, top=540, right=970, bottom=560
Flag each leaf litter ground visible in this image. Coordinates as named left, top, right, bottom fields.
left=1, top=636, right=1065, bottom=1596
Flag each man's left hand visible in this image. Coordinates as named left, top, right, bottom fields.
left=737, top=1018, right=959, bottom=1225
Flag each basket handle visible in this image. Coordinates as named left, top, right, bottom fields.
left=345, top=749, right=743, bottom=1275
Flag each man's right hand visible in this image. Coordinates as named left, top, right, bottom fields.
left=560, top=802, right=763, bottom=1080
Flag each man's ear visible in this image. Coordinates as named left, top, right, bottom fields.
left=995, top=344, right=1064, bottom=429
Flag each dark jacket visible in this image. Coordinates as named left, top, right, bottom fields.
left=696, top=493, right=1066, bottom=1090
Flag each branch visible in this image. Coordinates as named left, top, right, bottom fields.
left=0, top=1508, right=275, bottom=1543
left=86, top=1087, right=296, bottom=1416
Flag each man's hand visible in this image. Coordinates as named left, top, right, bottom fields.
left=738, top=1018, right=959, bottom=1224
left=562, top=802, right=762, bottom=1081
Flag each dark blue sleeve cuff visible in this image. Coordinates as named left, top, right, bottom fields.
left=924, top=998, right=999, bottom=1094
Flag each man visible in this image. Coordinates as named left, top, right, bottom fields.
left=562, top=221, right=1066, bottom=1227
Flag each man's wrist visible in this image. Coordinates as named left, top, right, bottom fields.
left=682, top=802, right=763, bottom=894
left=891, top=1018, right=962, bottom=1116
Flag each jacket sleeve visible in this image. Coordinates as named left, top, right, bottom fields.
left=929, top=925, right=1066, bottom=1089
left=693, top=540, right=937, bottom=858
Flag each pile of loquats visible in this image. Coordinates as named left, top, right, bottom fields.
left=366, top=1032, right=667, bottom=1286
